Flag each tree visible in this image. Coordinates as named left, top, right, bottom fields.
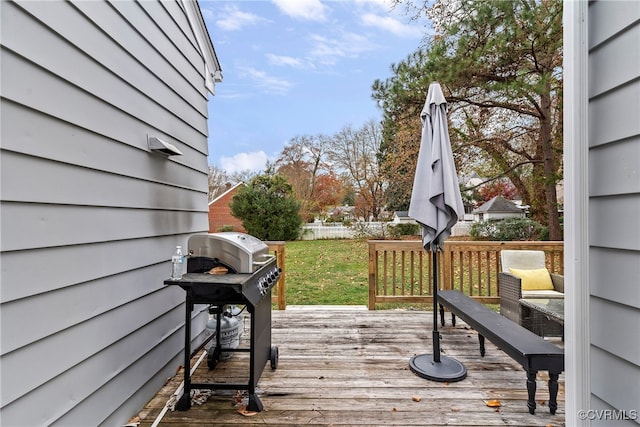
left=208, top=165, right=260, bottom=202
left=375, top=0, right=563, bottom=239
left=275, top=135, right=330, bottom=221
left=207, top=164, right=231, bottom=202
left=312, top=173, right=344, bottom=213
left=229, top=169, right=260, bottom=185
left=476, top=179, right=519, bottom=205
left=229, top=172, right=303, bottom=241
left=275, top=121, right=386, bottom=222
left=327, top=120, right=386, bottom=220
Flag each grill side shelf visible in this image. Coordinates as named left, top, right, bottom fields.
left=164, top=273, right=253, bottom=285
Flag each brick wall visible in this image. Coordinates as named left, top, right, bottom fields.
left=208, top=185, right=246, bottom=233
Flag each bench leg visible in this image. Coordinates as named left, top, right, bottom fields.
left=438, top=305, right=456, bottom=327
left=526, top=370, right=537, bottom=414
left=478, top=335, right=485, bottom=357
left=549, top=372, right=560, bottom=414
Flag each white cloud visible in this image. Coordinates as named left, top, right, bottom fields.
left=353, top=0, right=395, bottom=9
left=360, top=13, right=424, bottom=38
left=220, top=151, right=269, bottom=174
left=265, top=53, right=311, bottom=69
left=271, top=0, right=328, bottom=21
left=215, top=5, right=267, bottom=31
left=238, top=66, right=295, bottom=95
left=309, top=32, right=377, bottom=65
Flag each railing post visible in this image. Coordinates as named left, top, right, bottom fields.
left=267, top=242, right=286, bottom=310
left=368, top=241, right=377, bottom=310
left=443, top=242, right=452, bottom=290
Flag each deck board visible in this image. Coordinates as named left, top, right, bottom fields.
left=136, top=308, right=564, bottom=426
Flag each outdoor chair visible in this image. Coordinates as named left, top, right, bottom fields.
left=498, top=250, right=564, bottom=337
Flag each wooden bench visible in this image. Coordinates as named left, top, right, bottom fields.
left=437, top=290, right=564, bottom=415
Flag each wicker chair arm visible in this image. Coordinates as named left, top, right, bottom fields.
left=498, top=272, right=523, bottom=324
left=550, top=273, right=564, bottom=293
left=499, top=272, right=523, bottom=297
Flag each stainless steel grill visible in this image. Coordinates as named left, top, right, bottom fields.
left=187, top=232, right=271, bottom=273
left=164, top=232, right=281, bottom=412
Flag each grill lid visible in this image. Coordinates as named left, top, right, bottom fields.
left=187, top=232, right=270, bottom=273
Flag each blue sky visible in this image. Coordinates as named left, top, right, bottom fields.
left=199, top=0, right=430, bottom=173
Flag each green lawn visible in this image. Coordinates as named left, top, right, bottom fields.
left=284, top=239, right=369, bottom=305
left=281, top=239, right=497, bottom=311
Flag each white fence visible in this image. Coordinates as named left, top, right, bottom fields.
left=299, top=221, right=471, bottom=240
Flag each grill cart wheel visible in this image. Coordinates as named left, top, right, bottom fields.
left=270, top=346, right=279, bottom=369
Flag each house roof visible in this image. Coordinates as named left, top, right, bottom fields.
left=209, top=182, right=243, bottom=205
left=473, top=196, right=523, bottom=213
left=182, top=0, right=223, bottom=94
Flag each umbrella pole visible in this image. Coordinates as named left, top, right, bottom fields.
left=409, top=248, right=467, bottom=382
left=432, top=250, right=441, bottom=362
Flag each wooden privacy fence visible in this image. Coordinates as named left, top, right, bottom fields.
left=367, top=240, right=564, bottom=310
left=266, top=241, right=286, bottom=310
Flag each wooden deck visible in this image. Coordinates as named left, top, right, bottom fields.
left=136, top=307, right=565, bottom=426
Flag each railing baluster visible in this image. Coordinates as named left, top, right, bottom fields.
left=383, top=250, right=388, bottom=297
left=400, top=250, right=406, bottom=295
left=417, top=250, right=421, bottom=295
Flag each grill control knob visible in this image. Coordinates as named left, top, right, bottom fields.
left=258, top=277, right=268, bottom=295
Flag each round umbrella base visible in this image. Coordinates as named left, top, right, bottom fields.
left=409, top=354, right=467, bottom=382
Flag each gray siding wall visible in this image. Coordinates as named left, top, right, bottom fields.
left=1, top=1, right=217, bottom=425
left=587, top=0, right=640, bottom=422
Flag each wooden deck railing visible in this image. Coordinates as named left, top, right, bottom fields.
left=267, top=241, right=286, bottom=310
left=368, top=240, right=564, bottom=310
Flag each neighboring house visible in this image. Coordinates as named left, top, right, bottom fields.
left=328, top=205, right=356, bottom=222
left=564, top=1, right=640, bottom=425
left=208, top=182, right=246, bottom=233
left=0, top=1, right=221, bottom=426
left=399, top=211, right=470, bottom=237
left=471, top=196, right=525, bottom=222
left=392, top=210, right=415, bottom=224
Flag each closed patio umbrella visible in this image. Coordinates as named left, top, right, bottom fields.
left=408, top=82, right=466, bottom=382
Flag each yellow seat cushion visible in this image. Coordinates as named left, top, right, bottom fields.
left=509, top=268, right=554, bottom=291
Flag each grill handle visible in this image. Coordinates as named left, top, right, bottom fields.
left=252, top=254, right=276, bottom=268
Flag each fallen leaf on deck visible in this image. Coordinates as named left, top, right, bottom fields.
left=412, top=395, right=422, bottom=402
left=237, top=405, right=257, bottom=416
left=486, top=399, right=502, bottom=407
left=123, top=416, right=140, bottom=426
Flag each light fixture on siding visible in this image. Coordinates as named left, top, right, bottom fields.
left=147, top=135, right=183, bottom=156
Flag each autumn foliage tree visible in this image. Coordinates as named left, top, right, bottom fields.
left=476, top=179, right=519, bottom=206
left=276, top=120, right=386, bottom=221
left=326, top=120, right=386, bottom=220
left=275, top=135, right=331, bottom=221
left=312, top=173, right=344, bottom=212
